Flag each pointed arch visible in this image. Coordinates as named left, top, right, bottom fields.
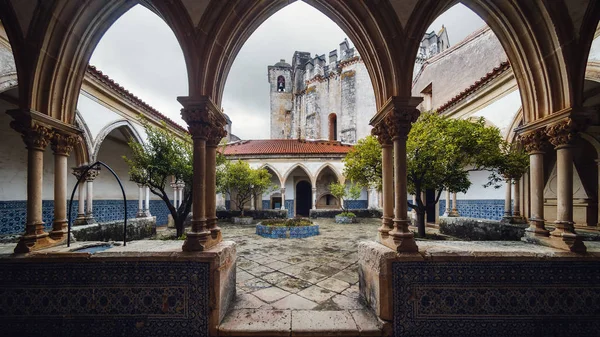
left=73, top=111, right=92, bottom=165
left=259, top=163, right=284, bottom=188
left=314, top=163, right=344, bottom=185
left=91, top=120, right=143, bottom=162
left=283, top=163, right=314, bottom=187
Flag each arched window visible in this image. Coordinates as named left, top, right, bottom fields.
left=277, top=75, right=285, bottom=92
left=328, top=113, right=337, bottom=141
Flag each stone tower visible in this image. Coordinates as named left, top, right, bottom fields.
left=268, top=59, right=293, bottom=139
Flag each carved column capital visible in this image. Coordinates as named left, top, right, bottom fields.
left=51, top=132, right=78, bottom=156
left=179, top=96, right=228, bottom=141
left=11, top=121, right=53, bottom=151
left=518, top=129, right=548, bottom=154
left=206, top=123, right=228, bottom=147
left=384, top=107, right=420, bottom=140
left=371, top=122, right=392, bottom=146
left=85, top=168, right=99, bottom=182
left=545, top=118, right=579, bottom=148
left=72, top=166, right=87, bottom=180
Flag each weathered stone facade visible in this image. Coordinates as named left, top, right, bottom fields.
left=268, top=40, right=376, bottom=143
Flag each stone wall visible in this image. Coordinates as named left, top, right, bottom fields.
left=71, top=216, right=156, bottom=242
left=310, top=208, right=382, bottom=218
left=438, top=216, right=526, bottom=241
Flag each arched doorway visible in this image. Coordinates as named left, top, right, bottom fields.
left=295, top=180, right=312, bottom=217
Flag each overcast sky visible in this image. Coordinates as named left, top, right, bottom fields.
left=90, top=2, right=485, bottom=140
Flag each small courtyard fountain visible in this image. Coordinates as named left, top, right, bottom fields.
left=255, top=218, right=319, bottom=238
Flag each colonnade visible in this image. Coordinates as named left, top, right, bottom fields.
left=8, top=109, right=79, bottom=253
left=72, top=166, right=99, bottom=225
left=179, top=96, right=228, bottom=252
left=520, top=117, right=586, bottom=252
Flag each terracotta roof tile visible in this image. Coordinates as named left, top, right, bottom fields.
left=86, top=65, right=188, bottom=134
left=223, top=139, right=353, bottom=156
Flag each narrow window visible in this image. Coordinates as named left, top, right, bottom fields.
left=277, top=75, right=285, bottom=92
left=328, top=113, right=337, bottom=141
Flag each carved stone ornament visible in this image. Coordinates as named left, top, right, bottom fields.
left=371, top=122, right=392, bottom=145
left=10, top=121, right=53, bottom=150
left=545, top=118, right=578, bottom=148
left=384, top=107, right=420, bottom=140
left=518, top=129, right=548, bottom=154
left=207, top=124, right=228, bottom=146
left=71, top=166, right=87, bottom=180
left=85, top=168, right=100, bottom=182
left=51, top=133, right=78, bottom=156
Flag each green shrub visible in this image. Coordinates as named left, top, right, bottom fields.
left=338, top=212, right=356, bottom=218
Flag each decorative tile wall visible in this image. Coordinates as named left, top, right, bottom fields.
left=344, top=200, right=368, bottom=209
left=0, top=260, right=210, bottom=337
left=262, top=200, right=270, bottom=209
left=256, top=224, right=319, bottom=238
left=392, top=261, right=600, bottom=337
left=439, top=199, right=507, bottom=220
left=1, top=199, right=171, bottom=236
left=285, top=200, right=294, bottom=218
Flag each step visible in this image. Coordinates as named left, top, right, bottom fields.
left=218, top=308, right=388, bottom=336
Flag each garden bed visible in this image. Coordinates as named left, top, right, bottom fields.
left=256, top=219, right=319, bottom=239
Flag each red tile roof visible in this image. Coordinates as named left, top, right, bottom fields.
left=86, top=65, right=188, bottom=134
left=223, top=139, right=353, bottom=155
left=437, top=61, right=511, bottom=113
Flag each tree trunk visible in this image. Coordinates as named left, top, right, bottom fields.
left=416, top=209, right=426, bottom=238
left=175, top=217, right=184, bottom=238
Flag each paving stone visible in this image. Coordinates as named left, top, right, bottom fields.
left=219, top=309, right=291, bottom=336
left=236, top=270, right=255, bottom=283
left=296, top=285, right=335, bottom=303
left=331, top=294, right=364, bottom=310
left=326, top=259, right=353, bottom=270
left=265, top=260, right=291, bottom=270
left=237, top=259, right=260, bottom=271
left=291, top=310, right=358, bottom=336
left=238, top=278, right=271, bottom=292
left=350, top=309, right=383, bottom=336
left=232, top=293, right=267, bottom=309
left=312, top=266, right=341, bottom=277
left=288, top=269, right=327, bottom=284
left=331, top=268, right=359, bottom=284
left=246, top=265, right=275, bottom=278
left=276, top=277, right=313, bottom=293
left=262, top=271, right=290, bottom=285
left=316, top=277, right=351, bottom=293
left=341, top=284, right=360, bottom=299
left=283, top=256, right=305, bottom=264
left=252, top=287, right=292, bottom=303
left=245, top=254, right=273, bottom=264
left=271, top=294, right=318, bottom=310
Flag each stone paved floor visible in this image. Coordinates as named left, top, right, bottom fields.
left=217, top=217, right=387, bottom=336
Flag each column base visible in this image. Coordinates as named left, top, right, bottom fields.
left=523, top=233, right=587, bottom=253
left=182, top=230, right=223, bottom=252
left=448, top=210, right=460, bottom=217
left=14, top=231, right=59, bottom=254
left=377, top=216, right=393, bottom=235
left=379, top=221, right=418, bottom=253
left=73, top=215, right=93, bottom=226
left=136, top=211, right=147, bottom=218
left=49, top=220, right=68, bottom=240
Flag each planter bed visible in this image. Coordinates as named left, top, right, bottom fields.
left=256, top=219, right=319, bottom=239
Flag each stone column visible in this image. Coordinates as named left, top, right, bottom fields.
left=520, top=130, right=550, bottom=238
left=450, top=192, right=459, bottom=216
left=545, top=119, right=586, bottom=252
left=250, top=193, right=256, bottom=210
left=137, top=184, right=145, bottom=217
left=72, top=166, right=87, bottom=225
left=144, top=186, right=151, bottom=217
left=514, top=179, right=522, bottom=218
left=179, top=96, right=227, bottom=251
left=178, top=184, right=184, bottom=208
left=280, top=188, right=286, bottom=210
left=11, top=119, right=54, bottom=253
left=379, top=98, right=421, bottom=252
left=443, top=190, right=451, bottom=216
left=503, top=179, right=512, bottom=217
left=85, top=168, right=98, bottom=224
left=312, top=187, right=317, bottom=210
left=172, top=182, right=178, bottom=208
left=371, top=123, right=393, bottom=236
left=207, top=125, right=226, bottom=233
left=49, top=133, right=77, bottom=241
